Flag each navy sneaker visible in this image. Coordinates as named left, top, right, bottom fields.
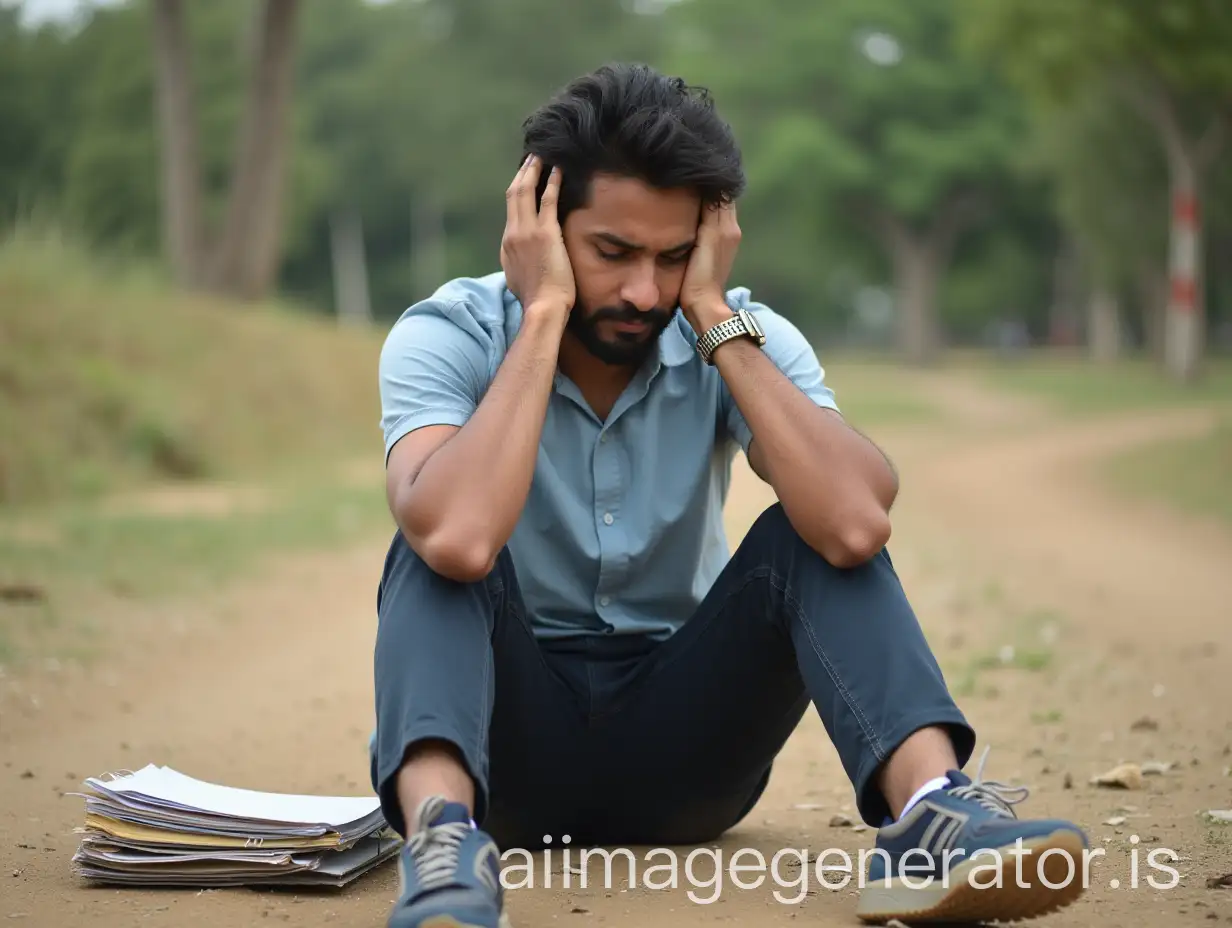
left=856, top=749, right=1089, bottom=924
left=387, top=795, right=510, bottom=928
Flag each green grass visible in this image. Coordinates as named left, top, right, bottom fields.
left=818, top=358, right=944, bottom=426
left=0, top=225, right=395, bottom=668
left=968, top=351, right=1232, bottom=416
left=1102, top=417, right=1232, bottom=525
left=0, top=226, right=385, bottom=508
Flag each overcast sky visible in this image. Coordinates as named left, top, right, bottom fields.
left=2, top=0, right=127, bottom=27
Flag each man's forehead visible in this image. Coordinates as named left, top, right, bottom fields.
left=576, top=175, right=700, bottom=251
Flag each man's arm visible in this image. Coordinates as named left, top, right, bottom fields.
left=710, top=306, right=898, bottom=569
left=384, top=154, right=575, bottom=582
left=383, top=306, right=567, bottom=583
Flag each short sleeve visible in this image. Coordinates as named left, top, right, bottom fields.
left=378, top=307, right=490, bottom=461
left=721, top=303, right=840, bottom=456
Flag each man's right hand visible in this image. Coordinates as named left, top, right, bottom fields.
left=501, top=155, right=575, bottom=318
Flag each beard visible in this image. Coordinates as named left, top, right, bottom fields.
left=565, top=298, right=676, bottom=367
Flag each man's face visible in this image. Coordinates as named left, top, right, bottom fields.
left=561, top=174, right=701, bottom=367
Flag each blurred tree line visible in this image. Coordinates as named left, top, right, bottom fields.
left=1, top=0, right=1229, bottom=377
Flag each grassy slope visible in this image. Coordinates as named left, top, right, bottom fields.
left=0, top=229, right=386, bottom=507
left=0, top=231, right=393, bottom=666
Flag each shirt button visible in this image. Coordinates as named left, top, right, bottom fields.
left=600, top=433, right=608, bottom=443
left=603, top=512, right=614, bottom=525
left=599, top=596, right=610, bottom=607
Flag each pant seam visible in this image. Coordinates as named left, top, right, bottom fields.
left=770, top=566, right=887, bottom=760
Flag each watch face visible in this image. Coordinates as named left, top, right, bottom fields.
left=744, top=310, right=766, bottom=343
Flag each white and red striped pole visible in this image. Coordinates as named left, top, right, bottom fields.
left=1165, top=182, right=1201, bottom=381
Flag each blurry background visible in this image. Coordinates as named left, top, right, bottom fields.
left=3, top=0, right=1230, bottom=355
left=1, top=0, right=1230, bottom=580
left=2, top=4, right=1231, bottom=924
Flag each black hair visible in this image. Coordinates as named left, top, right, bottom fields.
left=521, top=62, right=745, bottom=224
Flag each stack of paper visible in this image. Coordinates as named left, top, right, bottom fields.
left=70, top=764, right=401, bottom=887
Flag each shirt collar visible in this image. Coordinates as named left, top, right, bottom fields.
left=656, top=310, right=696, bottom=368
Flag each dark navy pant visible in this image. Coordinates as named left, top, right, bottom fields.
left=370, top=503, right=975, bottom=849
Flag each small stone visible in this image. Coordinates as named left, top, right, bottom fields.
left=1103, top=816, right=1127, bottom=826
left=1141, top=761, right=1175, bottom=775
left=1063, top=772, right=1073, bottom=789
left=828, top=814, right=853, bottom=827
left=1130, top=717, right=1159, bottom=732
left=1090, top=763, right=1143, bottom=789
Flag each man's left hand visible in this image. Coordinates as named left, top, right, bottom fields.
left=680, top=200, right=742, bottom=333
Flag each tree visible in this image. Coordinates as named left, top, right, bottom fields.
left=959, top=0, right=1232, bottom=381
left=152, top=0, right=301, bottom=300
left=666, top=0, right=1027, bottom=363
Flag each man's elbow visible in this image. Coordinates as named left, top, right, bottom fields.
left=826, top=508, right=892, bottom=568
left=418, top=533, right=497, bottom=583
left=393, top=495, right=496, bottom=583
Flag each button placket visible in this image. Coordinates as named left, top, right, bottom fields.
left=593, top=421, right=626, bottom=616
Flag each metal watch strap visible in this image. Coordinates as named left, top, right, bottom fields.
left=696, top=309, right=764, bottom=364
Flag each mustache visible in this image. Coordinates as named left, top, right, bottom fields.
left=588, top=303, right=675, bottom=324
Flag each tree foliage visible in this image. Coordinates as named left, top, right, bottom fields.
left=1, top=0, right=1230, bottom=364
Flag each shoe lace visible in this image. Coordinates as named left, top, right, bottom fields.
left=405, top=796, right=473, bottom=892
left=947, top=746, right=1031, bottom=818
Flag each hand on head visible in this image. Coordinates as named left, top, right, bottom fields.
left=679, top=199, right=742, bottom=327
left=500, top=155, right=576, bottom=319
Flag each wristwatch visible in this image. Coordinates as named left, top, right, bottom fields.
left=696, top=308, right=767, bottom=364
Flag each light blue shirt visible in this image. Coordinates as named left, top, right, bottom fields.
left=378, top=271, right=840, bottom=639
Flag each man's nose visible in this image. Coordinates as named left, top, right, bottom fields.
left=620, top=264, right=660, bottom=313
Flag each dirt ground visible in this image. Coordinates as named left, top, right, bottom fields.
left=3, top=371, right=1230, bottom=927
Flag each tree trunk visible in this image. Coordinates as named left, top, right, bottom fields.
left=1048, top=238, right=1083, bottom=347
left=330, top=209, right=372, bottom=326
left=205, top=0, right=301, bottom=300
left=150, top=0, right=204, bottom=287
left=1136, top=263, right=1168, bottom=362
left=1120, top=80, right=1226, bottom=382
left=890, top=235, right=942, bottom=365
left=1162, top=149, right=1203, bottom=382
left=1087, top=287, right=1122, bottom=363
left=872, top=194, right=982, bottom=365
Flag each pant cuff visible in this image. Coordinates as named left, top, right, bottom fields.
left=371, top=722, right=489, bottom=837
left=852, top=710, right=976, bottom=826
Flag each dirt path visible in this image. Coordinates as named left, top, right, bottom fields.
left=3, top=378, right=1231, bottom=927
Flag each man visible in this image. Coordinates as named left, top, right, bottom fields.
left=372, top=63, right=1088, bottom=928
